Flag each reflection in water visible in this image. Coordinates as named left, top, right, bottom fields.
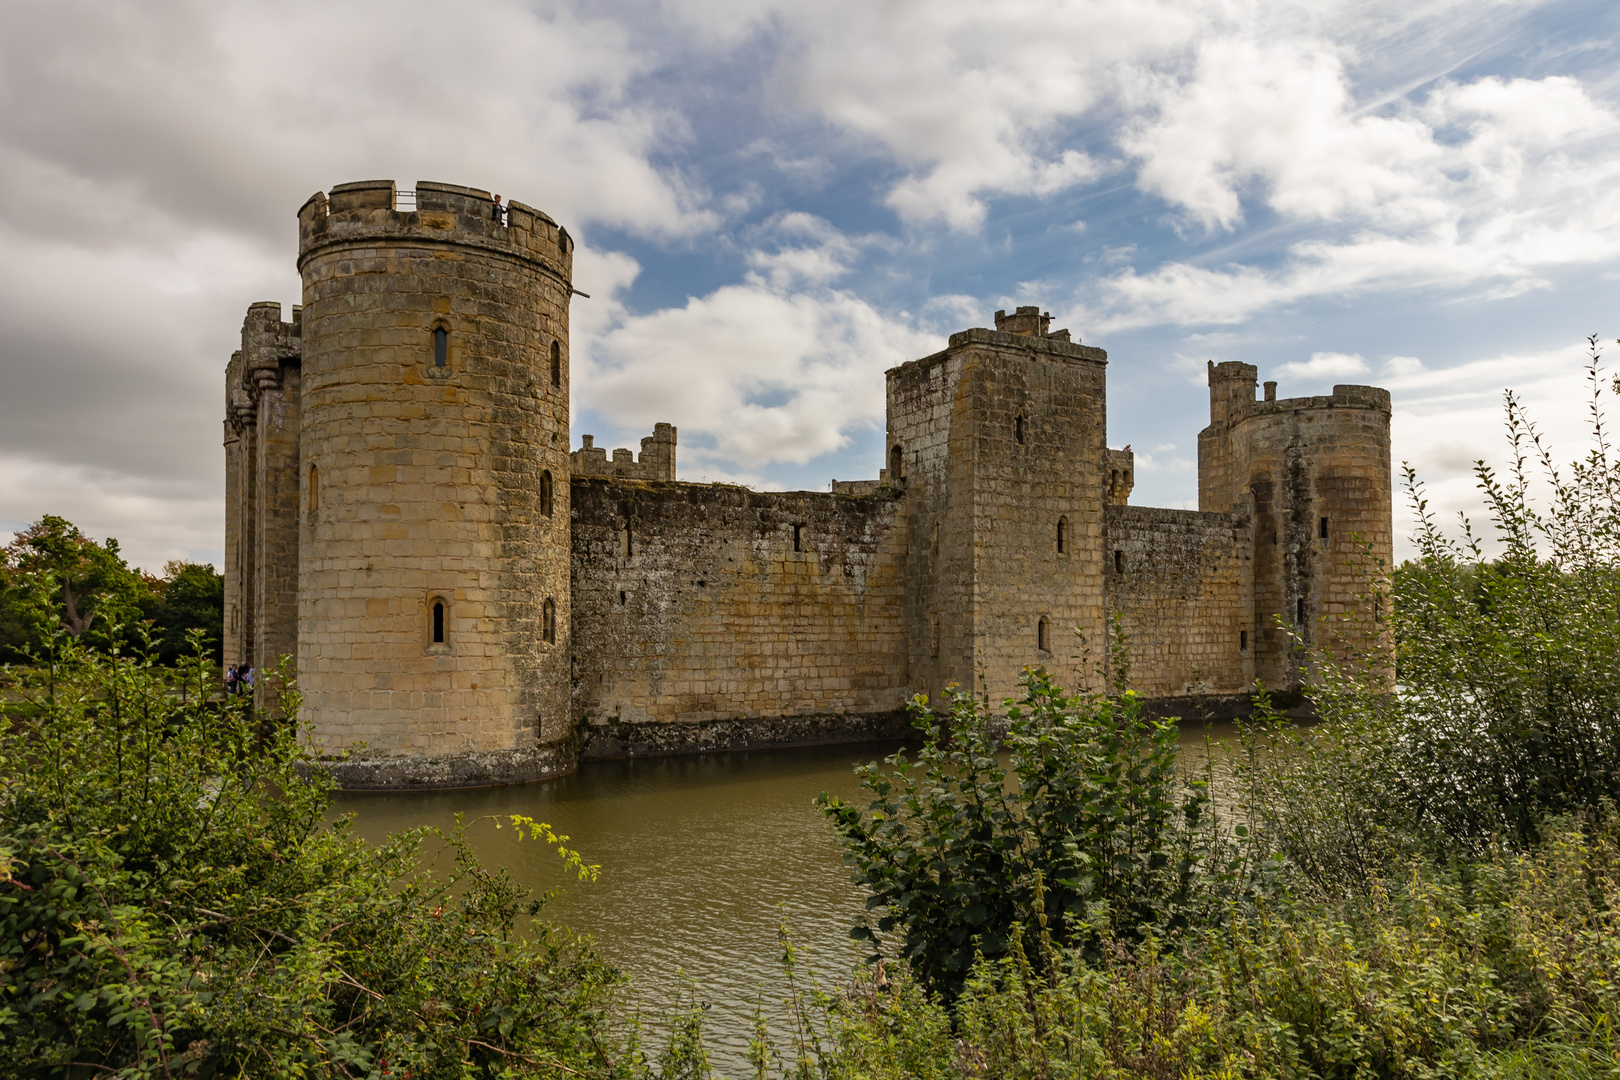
left=335, top=723, right=1240, bottom=1068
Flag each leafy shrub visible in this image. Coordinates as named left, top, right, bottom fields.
left=763, top=811, right=1620, bottom=1079
left=817, top=669, right=1224, bottom=1001
left=0, top=625, right=630, bottom=1078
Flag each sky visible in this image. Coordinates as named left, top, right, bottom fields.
left=1, top=0, right=1618, bottom=572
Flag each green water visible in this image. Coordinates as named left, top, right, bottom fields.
left=333, top=742, right=891, bottom=1066
left=334, top=725, right=1238, bottom=1067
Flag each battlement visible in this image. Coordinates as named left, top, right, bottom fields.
left=238, top=301, right=301, bottom=395
left=295, top=179, right=573, bottom=280
left=572, top=423, right=677, bottom=481
left=1205, top=362, right=1391, bottom=429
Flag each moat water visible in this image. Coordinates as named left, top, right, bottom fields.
left=335, top=725, right=1237, bottom=1070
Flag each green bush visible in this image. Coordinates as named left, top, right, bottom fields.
left=759, top=811, right=1620, bottom=1079
left=0, top=625, right=634, bottom=1078
left=817, top=670, right=1227, bottom=1002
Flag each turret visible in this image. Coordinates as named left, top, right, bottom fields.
left=1197, top=366, right=1393, bottom=688
left=294, top=179, right=575, bottom=787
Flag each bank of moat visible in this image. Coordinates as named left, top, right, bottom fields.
left=223, top=179, right=1393, bottom=790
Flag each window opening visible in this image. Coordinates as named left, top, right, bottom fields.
left=550, top=341, right=561, bottom=387
left=307, top=463, right=319, bottom=523
left=1114, top=549, right=1124, bottom=574
left=1037, top=616, right=1051, bottom=652
left=619, top=591, right=626, bottom=605
left=1057, top=516, right=1068, bottom=554
left=540, top=470, right=554, bottom=517
left=619, top=524, right=632, bottom=558
left=1240, top=629, right=1248, bottom=651
left=1297, top=597, right=1306, bottom=624
left=793, top=523, right=803, bottom=552
left=1015, top=416, right=1027, bottom=444
left=433, top=326, right=448, bottom=368
left=1319, top=516, right=1329, bottom=539
left=432, top=602, right=444, bottom=644
left=543, top=598, right=556, bottom=644
left=889, top=444, right=903, bottom=480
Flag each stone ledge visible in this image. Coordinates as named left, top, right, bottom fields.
left=313, top=743, right=573, bottom=792
left=580, top=710, right=911, bottom=761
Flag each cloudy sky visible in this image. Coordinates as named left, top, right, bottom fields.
left=1, top=0, right=1617, bottom=571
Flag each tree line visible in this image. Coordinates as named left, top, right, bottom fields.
left=0, top=514, right=224, bottom=666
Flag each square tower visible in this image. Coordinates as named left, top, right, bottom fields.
left=887, top=308, right=1110, bottom=708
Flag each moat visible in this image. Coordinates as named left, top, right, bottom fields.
left=334, top=726, right=1238, bottom=1067
left=335, top=742, right=884, bottom=1066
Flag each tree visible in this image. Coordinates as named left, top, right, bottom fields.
left=2, top=515, right=148, bottom=647
left=140, top=560, right=224, bottom=664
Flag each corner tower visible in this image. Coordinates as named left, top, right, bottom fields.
left=296, top=180, right=575, bottom=787
left=1198, top=363, right=1393, bottom=688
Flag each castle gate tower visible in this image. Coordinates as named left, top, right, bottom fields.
left=1199, top=363, right=1393, bottom=688
left=296, top=180, right=575, bottom=787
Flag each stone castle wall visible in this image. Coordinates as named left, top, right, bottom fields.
left=223, top=188, right=1394, bottom=790
left=1104, top=505, right=1254, bottom=704
left=569, top=478, right=911, bottom=756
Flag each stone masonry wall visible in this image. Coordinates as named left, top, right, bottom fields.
left=295, top=179, right=574, bottom=784
left=1104, top=505, right=1254, bottom=702
left=570, top=478, right=910, bottom=756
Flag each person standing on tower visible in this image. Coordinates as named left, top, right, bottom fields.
left=491, top=194, right=506, bottom=226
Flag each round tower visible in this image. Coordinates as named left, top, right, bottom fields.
left=1226, top=380, right=1393, bottom=688
left=296, top=179, right=574, bottom=787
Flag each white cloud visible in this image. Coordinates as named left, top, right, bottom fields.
left=573, top=223, right=941, bottom=469
left=669, top=0, right=1198, bottom=230
left=1090, top=54, right=1620, bottom=328
left=1277, top=351, right=1370, bottom=379
left=1383, top=355, right=1425, bottom=377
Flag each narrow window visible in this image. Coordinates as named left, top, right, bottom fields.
left=1037, top=616, right=1051, bottom=653
left=1240, top=629, right=1248, bottom=651
left=1297, top=597, right=1306, bottom=624
left=889, top=444, right=903, bottom=480
left=1056, top=516, right=1068, bottom=554
left=550, top=341, right=561, bottom=387
left=1319, top=516, right=1329, bottom=539
left=433, top=326, right=448, bottom=368
left=432, top=601, right=445, bottom=644
left=619, top=524, right=632, bottom=558
left=540, top=470, right=554, bottom=517
left=793, top=523, right=803, bottom=552
left=1015, top=416, right=1027, bottom=444
left=619, top=590, right=627, bottom=605
left=543, top=598, right=556, bottom=644
left=307, top=463, right=319, bottom=523
left=1114, top=550, right=1124, bottom=574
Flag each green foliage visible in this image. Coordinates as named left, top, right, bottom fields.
left=138, top=562, right=225, bottom=665
left=738, top=812, right=1620, bottom=1079
left=817, top=669, right=1224, bottom=1002
left=0, top=516, right=223, bottom=665
left=0, top=623, right=637, bottom=1078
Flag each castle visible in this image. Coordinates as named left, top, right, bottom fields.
left=223, top=179, right=1393, bottom=790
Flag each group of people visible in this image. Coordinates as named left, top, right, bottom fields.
left=224, top=664, right=255, bottom=696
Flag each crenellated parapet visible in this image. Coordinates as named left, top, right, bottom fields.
left=572, top=423, right=677, bottom=481
left=296, top=179, right=573, bottom=288
left=238, top=301, right=302, bottom=397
